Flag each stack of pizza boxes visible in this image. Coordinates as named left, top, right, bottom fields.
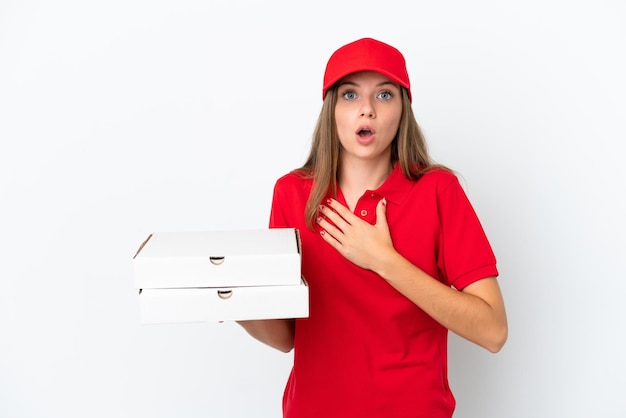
left=132, top=228, right=308, bottom=324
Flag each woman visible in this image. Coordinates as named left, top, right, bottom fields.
left=239, top=37, right=507, bottom=418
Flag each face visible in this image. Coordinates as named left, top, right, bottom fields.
left=334, top=71, right=402, bottom=166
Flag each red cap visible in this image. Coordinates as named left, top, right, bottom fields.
left=322, top=38, right=411, bottom=102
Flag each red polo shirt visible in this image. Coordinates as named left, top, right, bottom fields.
left=269, top=164, right=498, bottom=418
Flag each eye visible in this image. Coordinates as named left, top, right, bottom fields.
left=341, top=90, right=357, bottom=100
left=377, top=90, right=394, bottom=101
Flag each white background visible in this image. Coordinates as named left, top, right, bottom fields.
left=1, top=1, right=625, bottom=417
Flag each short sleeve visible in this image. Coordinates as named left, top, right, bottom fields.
left=269, top=179, right=290, bottom=229
left=436, top=177, right=498, bottom=289
left=268, top=172, right=310, bottom=230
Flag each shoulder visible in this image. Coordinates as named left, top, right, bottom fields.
left=272, top=169, right=313, bottom=196
left=409, top=168, right=474, bottom=209
left=274, top=169, right=312, bottom=187
left=417, top=168, right=462, bottom=192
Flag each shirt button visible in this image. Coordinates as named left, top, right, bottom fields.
left=360, top=209, right=368, bottom=217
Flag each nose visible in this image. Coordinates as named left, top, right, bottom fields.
left=359, top=97, right=376, bottom=118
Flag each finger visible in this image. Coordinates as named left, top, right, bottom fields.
left=317, top=215, right=344, bottom=243
left=325, top=198, right=356, bottom=223
left=319, top=204, right=351, bottom=230
left=317, top=217, right=344, bottom=250
left=319, top=229, right=343, bottom=252
left=375, top=198, right=388, bottom=228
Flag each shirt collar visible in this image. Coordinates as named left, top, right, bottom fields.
left=373, top=163, right=414, bottom=205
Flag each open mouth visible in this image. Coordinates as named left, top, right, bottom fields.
left=357, top=128, right=372, bottom=137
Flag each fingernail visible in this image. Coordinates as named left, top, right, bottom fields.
left=326, top=198, right=332, bottom=205
left=316, top=216, right=322, bottom=223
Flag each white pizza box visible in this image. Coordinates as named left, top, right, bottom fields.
left=138, top=278, right=309, bottom=323
left=132, top=228, right=302, bottom=289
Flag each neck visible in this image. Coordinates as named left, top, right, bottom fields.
left=338, top=156, right=394, bottom=207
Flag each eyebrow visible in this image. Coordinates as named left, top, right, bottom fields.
left=338, top=80, right=399, bottom=90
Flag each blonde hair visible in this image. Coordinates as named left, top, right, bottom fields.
left=296, top=86, right=448, bottom=230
